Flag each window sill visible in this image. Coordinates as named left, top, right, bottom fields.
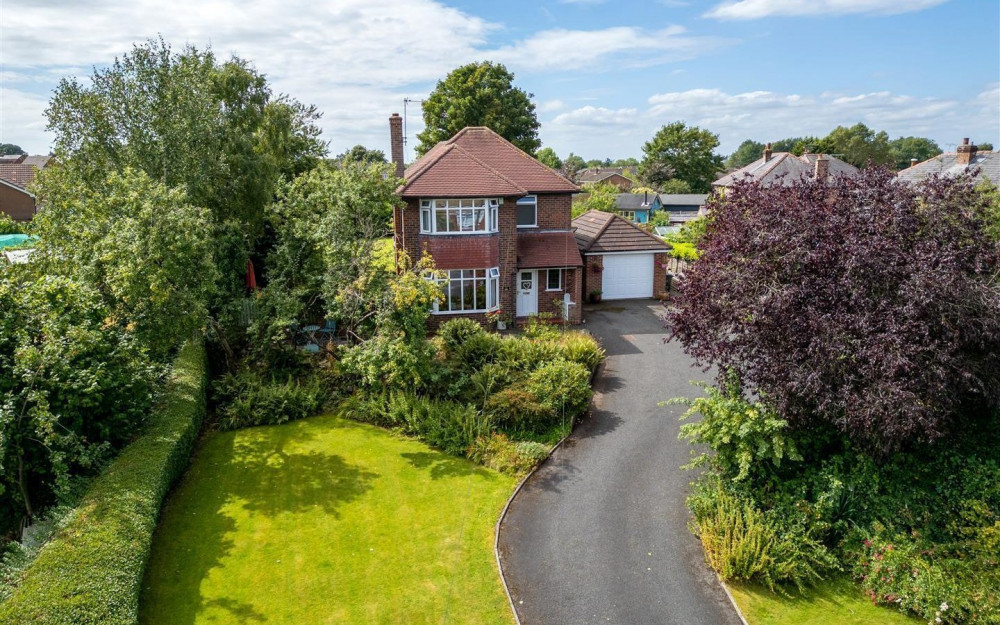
left=431, top=308, right=499, bottom=316
left=545, top=288, right=563, bottom=292
left=419, top=231, right=498, bottom=236
left=516, top=225, right=539, bottom=230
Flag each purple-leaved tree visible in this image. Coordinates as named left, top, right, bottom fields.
left=668, top=168, right=1000, bottom=455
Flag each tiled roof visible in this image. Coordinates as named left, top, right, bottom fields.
left=517, top=231, right=583, bottom=268
left=0, top=156, right=50, bottom=190
left=658, top=193, right=708, bottom=206
left=576, top=168, right=634, bottom=184
left=399, top=127, right=578, bottom=197
left=713, top=153, right=858, bottom=187
left=572, top=210, right=671, bottom=254
left=897, top=151, right=1000, bottom=186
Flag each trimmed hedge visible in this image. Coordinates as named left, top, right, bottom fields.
left=0, top=338, right=207, bottom=625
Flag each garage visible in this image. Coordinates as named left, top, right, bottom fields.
left=601, top=253, right=655, bottom=299
left=572, top=210, right=671, bottom=301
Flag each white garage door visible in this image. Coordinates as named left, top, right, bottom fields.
left=601, top=253, right=654, bottom=300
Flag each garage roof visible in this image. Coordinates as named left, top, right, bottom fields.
left=572, top=210, right=671, bottom=254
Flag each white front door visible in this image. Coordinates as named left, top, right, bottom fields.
left=516, top=270, right=537, bottom=316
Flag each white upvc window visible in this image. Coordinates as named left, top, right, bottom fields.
left=429, top=267, right=501, bottom=313
left=516, top=195, right=537, bottom=228
left=546, top=268, right=562, bottom=291
left=619, top=210, right=636, bottom=222
left=419, top=198, right=499, bottom=234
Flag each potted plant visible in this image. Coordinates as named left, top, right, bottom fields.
left=486, top=309, right=509, bottom=330
left=589, top=289, right=603, bottom=304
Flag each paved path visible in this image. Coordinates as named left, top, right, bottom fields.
left=498, top=300, right=742, bottom=625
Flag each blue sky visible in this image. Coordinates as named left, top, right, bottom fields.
left=1, top=0, right=997, bottom=161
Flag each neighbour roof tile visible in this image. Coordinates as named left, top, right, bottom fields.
left=399, top=127, right=578, bottom=197
left=0, top=156, right=50, bottom=189
left=517, top=231, right=583, bottom=268
left=572, top=210, right=671, bottom=254
left=897, top=151, right=1000, bottom=186
left=713, top=153, right=858, bottom=187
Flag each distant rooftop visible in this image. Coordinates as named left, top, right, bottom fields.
left=897, top=139, right=999, bottom=186
left=713, top=145, right=858, bottom=188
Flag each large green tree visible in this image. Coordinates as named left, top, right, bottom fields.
left=639, top=122, right=723, bottom=193
left=535, top=147, right=562, bottom=171
left=416, top=62, right=540, bottom=156
left=335, top=145, right=387, bottom=166
left=725, top=139, right=765, bottom=170
left=815, top=123, right=892, bottom=167
left=0, top=144, right=25, bottom=156
left=45, top=39, right=325, bottom=240
left=889, top=136, right=942, bottom=170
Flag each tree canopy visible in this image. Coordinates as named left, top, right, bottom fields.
left=335, top=145, right=387, bottom=166
left=814, top=123, right=893, bottom=167
left=0, top=144, right=25, bottom=156
left=416, top=62, right=540, bottom=156
left=724, top=139, right=765, bottom=170
left=668, top=170, right=1000, bottom=455
left=572, top=182, right=619, bottom=217
left=639, top=122, right=723, bottom=193
left=535, top=147, right=562, bottom=171
left=888, top=136, right=942, bottom=170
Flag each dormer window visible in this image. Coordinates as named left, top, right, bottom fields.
left=516, top=195, right=537, bottom=228
left=419, top=198, right=499, bottom=234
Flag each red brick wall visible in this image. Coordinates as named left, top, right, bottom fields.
left=653, top=252, right=669, bottom=298
left=583, top=255, right=603, bottom=301
left=534, top=267, right=583, bottom=323
left=0, top=185, right=35, bottom=221
left=536, top=193, right=572, bottom=229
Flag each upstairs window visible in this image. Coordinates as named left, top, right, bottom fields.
left=516, top=195, right=537, bottom=228
left=419, top=199, right=499, bottom=234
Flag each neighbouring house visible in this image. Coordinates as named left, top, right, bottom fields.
left=390, top=114, right=584, bottom=325
left=576, top=167, right=635, bottom=191
left=0, top=155, right=51, bottom=221
left=657, top=193, right=708, bottom=225
left=713, top=143, right=858, bottom=189
left=897, top=138, right=999, bottom=187
left=573, top=210, right=672, bottom=301
left=613, top=191, right=661, bottom=223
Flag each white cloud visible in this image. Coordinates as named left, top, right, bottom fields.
left=494, top=26, right=734, bottom=72
left=705, top=0, right=950, bottom=20
left=541, top=85, right=999, bottom=158
left=537, top=99, right=567, bottom=113
left=0, top=89, right=51, bottom=152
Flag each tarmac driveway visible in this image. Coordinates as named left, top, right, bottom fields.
left=497, top=299, right=741, bottom=625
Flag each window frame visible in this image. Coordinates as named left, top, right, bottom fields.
left=516, top=195, right=537, bottom=228
left=418, top=198, right=499, bottom=235
left=428, top=267, right=501, bottom=314
left=619, top=210, right=636, bottom=222
left=546, top=268, right=562, bottom=291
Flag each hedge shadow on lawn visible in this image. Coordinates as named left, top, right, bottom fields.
left=140, top=419, right=378, bottom=625
left=399, top=451, right=495, bottom=480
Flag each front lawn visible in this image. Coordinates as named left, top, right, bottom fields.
left=727, top=578, right=919, bottom=625
left=140, top=414, right=517, bottom=624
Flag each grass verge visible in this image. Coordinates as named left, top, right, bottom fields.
left=140, top=414, right=517, bottom=624
left=726, top=577, right=920, bottom=625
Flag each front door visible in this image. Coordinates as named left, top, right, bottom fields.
left=516, top=270, right=537, bottom=317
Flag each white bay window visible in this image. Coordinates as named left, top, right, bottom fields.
left=419, top=198, right=499, bottom=234
left=430, top=267, right=501, bottom=314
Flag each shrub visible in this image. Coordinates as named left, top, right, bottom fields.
left=213, top=370, right=325, bottom=431
left=672, top=378, right=802, bottom=482
left=468, top=433, right=550, bottom=475
left=0, top=214, right=25, bottom=235
left=339, top=332, right=435, bottom=394
left=453, top=331, right=505, bottom=369
left=525, top=358, right=592, bottom=419
left=555, top=331, right=604, bottom=372
left=688, top=478, right=837, bottom=592
left=522, top=313, right=560, bottom=340
left=484, top=388, right=555, bottom=432
left=438, top=318, right=486, bottom=354
left=0, top=338, right=207, bottom=625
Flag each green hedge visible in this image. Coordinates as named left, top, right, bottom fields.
left=0, top=338, right=207, bottom=625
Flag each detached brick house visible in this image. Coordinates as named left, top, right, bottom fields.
left=390, top=115, right=584, bottom=324
left=0, top=155, right=51, bottom=222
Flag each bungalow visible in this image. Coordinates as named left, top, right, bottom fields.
left=657, top=194, right=708, bottom=225
left=613, top=191, right=661, bottom=223
left=576, top=167, right=635, bottom=191
left=897, top=138, right=999, bottom=186
left=713, top=143, right=858, bottom=189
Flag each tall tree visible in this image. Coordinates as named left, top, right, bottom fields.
left=335, top=145, right=387, bottom=166
left=725, top=139, right=765, bottom=170
left=0, top=144, right=25, bottom=156
left=639, top=122, right=723, bottom=193
left=562, top=153, right=586, bottom=178
left=816, top=123, right=892, bottom=167
left=535, top=147, right=562, bottom=171
left=889, top=136, right=942, bottom=170
left=45, top=39, right=326, bottom=240
left=416, top=62, right=540, bottom=156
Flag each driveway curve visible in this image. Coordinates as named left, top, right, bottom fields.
left=498, top=300, right=741, bottom=625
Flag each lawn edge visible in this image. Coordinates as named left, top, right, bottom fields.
left=720, top=578, right=751, bottom=625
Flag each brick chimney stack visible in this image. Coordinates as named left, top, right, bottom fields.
left=956, top=137, right=977, bottom=166
left=389, top=113, right=404, bottom=179
left=814, top=154, right=829, bottom=181
left=910, top=158, right=919, bottom=168
left=763, top=142, right=772, bottom=162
